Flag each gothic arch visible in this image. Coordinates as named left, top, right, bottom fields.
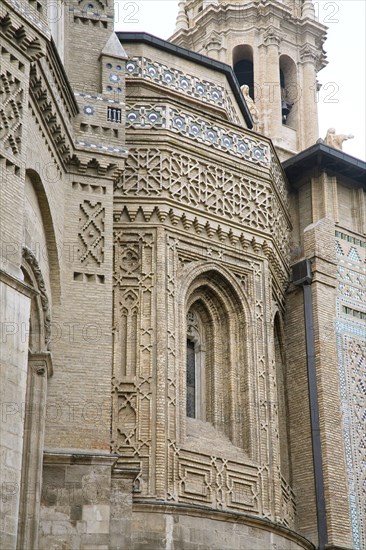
left=178, top=262, right=256, bottom=457
left=179, top=261, right=253, bottom=324
left=17, top=247, right=53, bottom=550
left=21, top=246, right=52, bottom=352
left=25, top=168, right=61, bottom=305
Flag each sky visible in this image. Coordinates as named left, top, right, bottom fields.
left=115, top=0, right=366, bottom=161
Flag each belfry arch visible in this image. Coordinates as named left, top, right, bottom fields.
left=233, top=44, right=255, bottom=100
left=25, top=169, right=61, bottom=305
left=279, top=54, right=299, bottom=130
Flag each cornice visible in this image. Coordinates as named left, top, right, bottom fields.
left=113, top=203, right=290, bottom=293
left=131, top=500, right=315, bottom=550
left=2, top=0, right=50, bottom=40
left=29, top=62, right=74, bottom=165
left=28, top=63, right=127, bottom=179
left=169, top=1, right=327, bottom=51
left=0, top=7, right=46, bottom=61
left=43, top=449, right=119, bottom=465
left=45, top=38, right=79, bottom=118
left=124, top=56, right=241, bottom=125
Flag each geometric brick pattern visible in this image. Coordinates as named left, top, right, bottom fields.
left=0, top=72, right=23, bottom=155
left=335, top=233, right=366, bottom=550
left=116, top=147, right=290, bottom=259
left=78, top=200, right=105, bottom=266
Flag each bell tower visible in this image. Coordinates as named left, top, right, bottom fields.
left=170, top=0, right=328, bottom=159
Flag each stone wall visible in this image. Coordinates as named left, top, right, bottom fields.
left=127, top=505, right=314, bottom=550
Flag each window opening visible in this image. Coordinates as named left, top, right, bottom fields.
left=107, top=107, right=122, bottom=123
left=186, top=339, right=196, bottom=418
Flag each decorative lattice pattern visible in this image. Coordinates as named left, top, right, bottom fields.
left=0, top=72, right=23, bottom=156
left=336, top=233, right=366, bottom=550
left=115, top=148, right=290, bottom=259
left=112, top=231, right=156, bottom=491
left=78, top=200, right=105, bottom=266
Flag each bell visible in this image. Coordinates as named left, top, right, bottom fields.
left=282, top=101, right=291, bottom=118
left=282, top=100, right=292, bottom=123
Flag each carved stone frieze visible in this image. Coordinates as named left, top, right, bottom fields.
left=114, top=146, right=290, bottom=270
left=22, top=246, right=51, bottom=350
left=115, top=203, right=289, bottom=293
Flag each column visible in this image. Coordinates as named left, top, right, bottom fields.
left=17, top=352, right=53, bottom=550
left=263, top=28, right=282, bottom=140
left=300, top=45, right=319, bottom=148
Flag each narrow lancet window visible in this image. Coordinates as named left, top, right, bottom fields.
left=186, top=339, right=196, bottom=418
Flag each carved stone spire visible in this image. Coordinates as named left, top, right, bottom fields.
left=175, top=0, right=188, bottom=32
left=302, top=0, right=315, bottom=19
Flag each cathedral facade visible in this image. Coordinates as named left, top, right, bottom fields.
left=0, top=0, right=365, bottom=549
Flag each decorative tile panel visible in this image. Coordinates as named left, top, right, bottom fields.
left=335, top=232, right=366, bottom=550
left=126, top=103, right=270, bottom=167
left=125, top=56, right=241, bottom=124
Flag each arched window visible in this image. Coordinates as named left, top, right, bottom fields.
left=183, top=268, right=251, bottom=453
left=233, top=45, right=255, bottom=100
left=186, top=338, right=196, bottom=417
left=186, top=305, right=209, bottom=420
left=279, top=55, right=299, bottom=128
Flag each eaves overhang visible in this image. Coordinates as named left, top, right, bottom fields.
left=283, top=143, right=366, bottom=189
left=116, top=31, right=253, bottom=129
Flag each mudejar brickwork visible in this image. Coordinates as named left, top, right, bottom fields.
left=0, top=0, right=365, bottom=549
